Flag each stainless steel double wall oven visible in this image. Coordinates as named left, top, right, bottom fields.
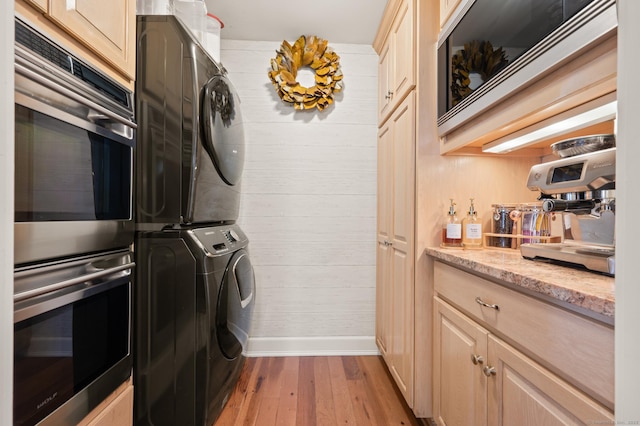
left=13, top=16, right=136, bottom=426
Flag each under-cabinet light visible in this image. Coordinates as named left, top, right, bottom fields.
left=482, top=99, right=617, bottom=154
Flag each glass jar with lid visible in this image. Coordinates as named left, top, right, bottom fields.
left=490, top=203, right=518, bottom=248
left=520, top=202, right=551, bottom=244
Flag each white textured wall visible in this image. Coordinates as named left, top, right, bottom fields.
left=220, top=40, right=379, bottom=355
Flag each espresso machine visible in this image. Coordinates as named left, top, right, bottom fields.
left=520, top=136, right=616, bottom=275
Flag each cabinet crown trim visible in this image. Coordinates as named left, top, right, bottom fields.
left=373, top=0, right=403, bottom=53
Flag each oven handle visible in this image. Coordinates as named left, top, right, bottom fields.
left=15, top=61, right=137, bottom=130
left=14, top=262, right=135, bottom=303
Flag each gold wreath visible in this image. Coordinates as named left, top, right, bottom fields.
left=450, top=40, right=508, bottom=107
left=268, top=35, right=343, bottom=111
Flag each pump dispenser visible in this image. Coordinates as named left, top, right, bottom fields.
left=462, top=198, right=483, bottom=249
left=441, top=199, right=462, bottom=247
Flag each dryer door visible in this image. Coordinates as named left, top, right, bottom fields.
left=201, top=75, right=245, bottom=186
left=216, top=249, right=255, bottom=359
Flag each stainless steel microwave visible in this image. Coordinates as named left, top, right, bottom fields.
left=14, top=17, right=136, bottom=266
left=437, top=0, right=617, bottom=135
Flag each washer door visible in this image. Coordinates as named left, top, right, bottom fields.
left=201, top=75, right=245, bottom=186
left=216, top=249, right=255, bottom=359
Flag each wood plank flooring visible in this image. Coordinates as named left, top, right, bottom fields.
left=214, top=356, right=420, bottom=426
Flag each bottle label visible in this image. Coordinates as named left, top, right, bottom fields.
left=466, top=223, right=482, bottom=239
left=446, top=223, right=462, bottom=239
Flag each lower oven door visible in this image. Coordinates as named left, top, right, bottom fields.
left=13, top=250, right=134, bottom=426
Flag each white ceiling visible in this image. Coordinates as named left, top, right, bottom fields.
left=203, top=0, right=388, bottom=45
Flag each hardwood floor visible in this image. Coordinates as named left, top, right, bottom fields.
left=214, top=356, right=421, bottom=425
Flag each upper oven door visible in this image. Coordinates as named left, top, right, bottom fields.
left=14, top=17, right=136, bottom=266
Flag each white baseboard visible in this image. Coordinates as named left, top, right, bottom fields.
left=245, top=336, right=380, bottom=357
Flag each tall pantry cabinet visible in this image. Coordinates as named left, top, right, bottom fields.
left=374, top=0, right=416, bottom=408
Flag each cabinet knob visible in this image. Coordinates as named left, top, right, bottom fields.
left=475, top=297, right=500, bottom=311
left=483, top=366, right=497, bottom=377
left=471, top=354, right=484, bottom=365
left=385, top=90, right=394, bottom=99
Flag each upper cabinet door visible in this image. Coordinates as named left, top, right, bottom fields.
left=48, top=0, right=136, bottom=80
left=378, top=41, right=393, bottom=123
left=390, top=0, right=414, bottom=103
left=376, top=0, right=415, bottom=125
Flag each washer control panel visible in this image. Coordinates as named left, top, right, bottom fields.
left=188, top=224, right=248, bottom=255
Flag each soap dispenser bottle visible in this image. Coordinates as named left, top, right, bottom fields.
left=442, top=199, right=462, bottom=247
left=462, top=198, right=483, bottom=249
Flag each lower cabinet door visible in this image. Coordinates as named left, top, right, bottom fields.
left=487, top=335, right=614, bottom=425
left=434, top=297, right=488, bottom=426
left=433, top=297, right=614, bottom=426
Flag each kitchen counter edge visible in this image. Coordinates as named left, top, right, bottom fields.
left=425, top=246, right=614, bottom=324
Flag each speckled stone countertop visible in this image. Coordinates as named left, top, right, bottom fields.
left=425, top=246, right=615, bottom=321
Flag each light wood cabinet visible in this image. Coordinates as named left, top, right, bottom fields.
left=488, top=335, right=613, bottom=426
left=376, top=92, right=415, bottom=405
left=78, top=381, right=133, bottom=426
left=23, top=0, right=46, bottom=12
left=433, top=261, right=614, bottom=425
left=434, top=297, right=487, bottom=426
left=376, top=0, right=415, bottom=125
left=48, top=0, right=135, bottom=80
left=378, top=40, right=393, bottom=125
left=434, top=261, right=614, bottom=408
left=16, top=0, right=136, bottom=85
left=374, top=0, right=417, bottom=409
left=376, top=115, right=393, bottom=359
left=435, top=297, right=614, bottom=425
left=439, top=0, right=461, bottom=28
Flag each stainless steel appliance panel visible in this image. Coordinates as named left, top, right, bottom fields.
left=14, top=17, right=136, bottom=265
left=521, top=145, right=615, bottom=275
left=14, top=250, right=134, bottom=426
left=526, top=147, right=615, bottom=194
left=437, top=0, right=616, bottom=135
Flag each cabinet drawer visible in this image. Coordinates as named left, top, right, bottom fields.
left=434, top=261, right=613, bottom=409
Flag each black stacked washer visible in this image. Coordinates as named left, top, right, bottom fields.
left=134, top=224, right=255, bottom=425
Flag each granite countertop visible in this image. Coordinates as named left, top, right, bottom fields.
left=425, top=246, right=615, bottom=321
